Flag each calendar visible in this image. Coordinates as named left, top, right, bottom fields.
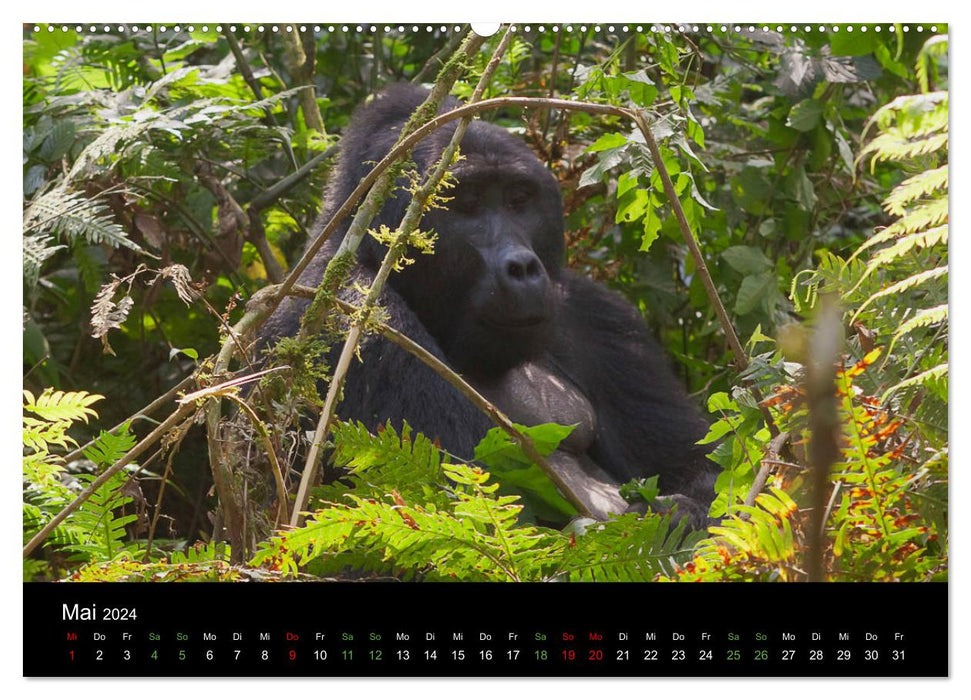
left=24, top=583, right=947, bottom=676
left=22, top=19, right=950, bottom=683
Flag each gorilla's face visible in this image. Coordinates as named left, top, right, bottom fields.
left=393, top=123, right=566, bottom=379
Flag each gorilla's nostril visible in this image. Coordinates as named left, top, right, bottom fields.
left=502, top=249, right=543, bottom=284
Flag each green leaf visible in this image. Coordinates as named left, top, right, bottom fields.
left=722, top=246, right=773, bottom=275
left=616, top=171, right=639, bottom=198
left=787, top=99, right=823, bottom=132
left=787, top=166, right=818, bottom=210
left=474, top=423, right=575, bottom=468
left=169, top=347, right=199, bottom=361
left=616, top=188, right=649, bottom=223
left=707, top=392, right=737, bottom=413
left=586, top=132, right=628, bottom=153
left=730, top=167, right=771, bottom=215
left=640, top=207, right=661, bottom=252
left=735, top=273, right=776, bottom=315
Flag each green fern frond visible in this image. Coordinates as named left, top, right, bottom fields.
left=861, top=131, right=948, bottom=167
left=168, top=541, right=232, bottom=565
left=24, top=186, right=142, bottom=253
left=23, top=416, right=76, bottom=453
left=67, top=558, right=244, bottom=582
left=83, top=424, right=137, bottom=468
left=916, top=36, right=948, bottom=93
left=319, top=421, right=448, bottom=508
left=256, top=458, right=565, bottom=581
left=255, top=494, right=555, bottom=582
left=552, top=513, right=698, bottom=581
left=864, top=91, right=947, bottom=134
left=881, top=363, right=948, bottom=402
left=850, top=265, right=947, bottom=324
left=882, top=165, right=948, bottom=216
left=63, top=471, right=142, bottom=563
left=847, top=227, right=947, bottom=296
left=887, top=304, right=948, bottom=357
left=23, top=233, right=63, bottom=289
left=850, top=218, right=946, bottom=262
left=23, top=388, right=102, bottom=424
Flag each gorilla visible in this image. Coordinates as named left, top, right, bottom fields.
left=261, top=84, right=718, bottom=527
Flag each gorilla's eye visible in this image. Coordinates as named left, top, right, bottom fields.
left=451, top=189, right=480, bottom=215
left=505, top=185, right=532, bottom=210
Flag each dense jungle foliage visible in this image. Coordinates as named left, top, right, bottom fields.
left=23, top=23, right=947, bottom=583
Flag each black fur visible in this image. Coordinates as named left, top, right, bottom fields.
left=261, top=84, right=718, bottom=526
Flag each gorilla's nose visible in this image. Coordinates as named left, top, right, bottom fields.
left=497, top=247, right=549, bottom=318
left=500, top=248, right=546, bottom=288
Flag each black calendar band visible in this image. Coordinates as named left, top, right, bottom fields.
left=24, top=581, right=948, bottom=677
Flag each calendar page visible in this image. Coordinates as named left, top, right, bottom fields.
left=21, top=19, right=948, bottom=679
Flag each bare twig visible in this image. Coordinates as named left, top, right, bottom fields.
left=23, top=402, right=197, bottom=559
left=63, top=374, right=195, bottom=465
left=286, top=284, right=594, bottom=518
left=744, top=430, right=790, bottom=508
left=224, top=393, right=290, bottom=527
left=291, top=29, right=506, bottom=525
left=629, top=109, right=780, bottom=437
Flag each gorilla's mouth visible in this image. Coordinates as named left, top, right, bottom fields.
left=481, top=315, right=548, bottom=330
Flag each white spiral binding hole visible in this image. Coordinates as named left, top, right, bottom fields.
left=31, top=24, right=938, bottom=35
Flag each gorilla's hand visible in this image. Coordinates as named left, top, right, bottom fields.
left=624, top=494, right=714, bottom=531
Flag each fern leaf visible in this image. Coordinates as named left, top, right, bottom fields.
left=861, top=131, right=948, bottom=166
left=24, top=186, right=142, bottom=252
left=882, top=166, right=948, bottom=216
left=865, top=91, right=947, bottom=133
left=552, top=513, right=699, bottom=582
left=850, top=265, right=948, bottom=324
left=886, top=304, right=948, bottom=358
left=916, top=36, right=948, bottom=93
left=847, top=227, right=948, bottom=296
left=23, top=388, right=102, bottom=424
left=850, top=219, right=947, bottom=262
left=83, top=424, right=137, bottom=468
left=23, top=233, right=63, bottom=289
left=881, top=363, right=948, bottom=402
left=63, top=471, right=142, bottom=562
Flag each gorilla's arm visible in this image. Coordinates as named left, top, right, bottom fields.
left=339, top=288, right=495, bottom=460
left=260, top=262, right=494, bottom=461
left=551, top=272, right=719, bottom=526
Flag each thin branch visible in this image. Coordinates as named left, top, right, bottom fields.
left=223, top=29, right=265, bottom=100
left=224, top=393, right=290, bottom=527
left=744, top=430, right=791, bottom=508
left=412, top=30, right=466, bottom=84
left=628, top=108, right=780, bottom=437
left=286, top=284, right=593, bottom=518
left=62, top=374, right=195, bottom=465
left=291, top=29, right=501, bottom=525
left=204, top=291, right=279, bottom=562
left=249, top=146, right=337, bottom=213
left=23, top=402, right=197, bottom=559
